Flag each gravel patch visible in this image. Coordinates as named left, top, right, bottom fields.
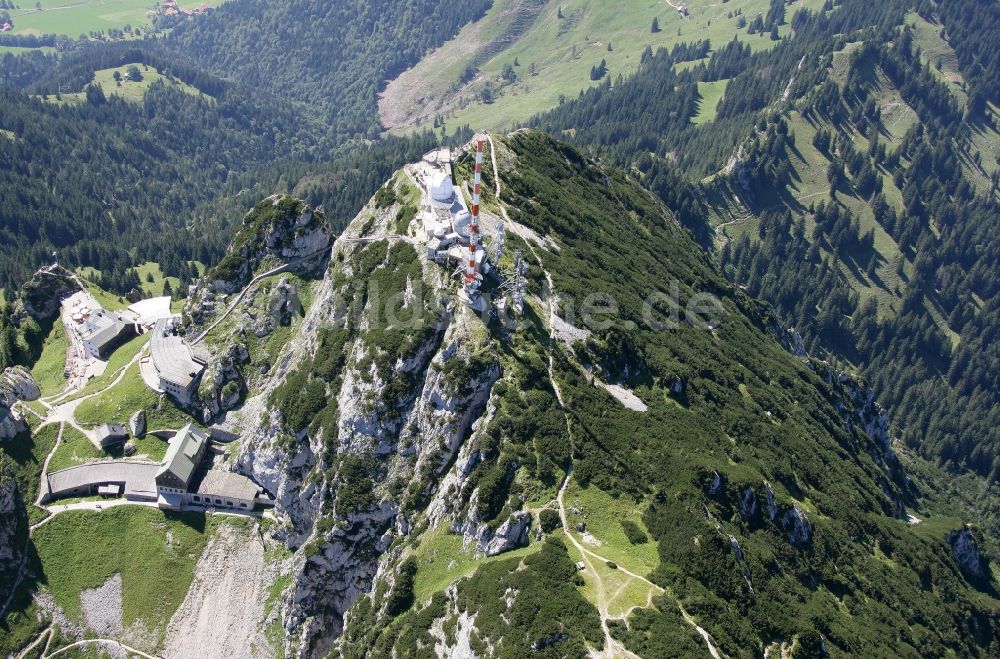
left=597, top=381, right=648, bottom=412
left=551, top=313, right=590, bottom=347
left=80, top=573, right=124, bottom=638
left=164, top=523, right=277, bottom=659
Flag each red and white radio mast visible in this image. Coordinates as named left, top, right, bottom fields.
left=463, top=137, right=485, bottom=306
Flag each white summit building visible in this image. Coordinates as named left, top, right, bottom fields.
left=140, top=316, right=205, bottom=403
left=405, top=138, right=525, bottom=315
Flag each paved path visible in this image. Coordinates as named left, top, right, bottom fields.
left=35, top=423, right=64, bottom=507
left=30, top=497, right=159, bottom=531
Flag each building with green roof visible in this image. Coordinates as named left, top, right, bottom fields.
left=155, top=424, right=208, bottom=506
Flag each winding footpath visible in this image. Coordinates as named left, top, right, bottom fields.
left=2, top=343, right=156, bottom=629
left=714, top=190, right=828, bottom=242
left=16, top=625, right=163, bottom=659
left=484, top=134, right=724, bottom=659
left=191, top=244, right=333, bottom=345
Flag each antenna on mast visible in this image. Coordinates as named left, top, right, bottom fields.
left=461, top=136, right=486, bottom=311
left=493, top=222, right=506, bottom=264
left=498, top=249, right=527, bottom=317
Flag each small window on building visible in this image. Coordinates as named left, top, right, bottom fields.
left=240, top=503, right=247, bottom=508
left=215, top=499, right=222, bottom=505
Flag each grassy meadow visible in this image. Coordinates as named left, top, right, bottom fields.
left=31, top=507, right=241, bottom=650
left=5, top=0, right=227, bottom=39
left=389, top=0, right=828, bottom=135
left=41, top=65, right=209, bottom=105
left=74, top=361, right=192, bottom=430
left=30, top=320, right=68, bottom=397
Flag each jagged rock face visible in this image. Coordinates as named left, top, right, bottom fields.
left=223, top=184, right=505, bottom=656
left=781, top=506, right=813, bottom=548
left=198, top=343, right=250, bottom=423
left=265, top=277, right=303, bottom=333
left=767, top=319, right=808, bottom=358
left=0, top=468, right=20, bottom=566
left=946, top=526, right=988, bottom=581
left=477, top=511, right=531, bottom=557
left=0, top=366, right=40, bottom=409
left=0, top=463, right=24, bottom=606
left=767, top=318, right=893, bottom=460
left=0, top=366, right=40, bottom=440
left=185, top=196, right=331, bottom=328
left=768, top=316, right=906, bottom=518
left=733, top=481, right=812, bottom=548
left=11, top=265, right=80, bottom=323
left=707, top=470, right=723, bottom=496
left=738, top=487, right=758, bottom=520
left=288, top=503, right=397, bottom=654
left=811, top=360, right=892, bottom=455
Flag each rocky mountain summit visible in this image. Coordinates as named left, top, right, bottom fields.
left=189, top=195, right=331, bottom=305
left=9, top=265, right=80, bottom=324
left=0, top=367, right=39, bottom=440
left=194, top=132, right=996, bottom=658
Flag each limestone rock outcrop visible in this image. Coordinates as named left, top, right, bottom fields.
left=0, top=367, right=40, bottom=440
left=10, top=265, right=80, bottom=323
left=130, top=410, right=146, bottom=437
left=946, top=525, right=988, bottom=581
left=0, top=462, right=24, bottom=597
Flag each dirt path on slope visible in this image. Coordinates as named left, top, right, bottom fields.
left=483, top=135, right=726, bottom=659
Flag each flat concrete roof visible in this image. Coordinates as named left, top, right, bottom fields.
left=150, top=317, right=204, bottom=388
left=47, top=461, right=159, bottom=499
left=192, top=469, right=260, bottom=501
left=125, top=296, right=173, bottom=327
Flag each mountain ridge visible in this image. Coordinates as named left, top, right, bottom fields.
left=177, top=131, right=999, bottom=657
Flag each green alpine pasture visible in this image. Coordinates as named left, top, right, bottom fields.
left=40, top=65, right=209, bottom=105
left=30, top=507, right=240, bottom=650
left=74, top=361, right=192, bottom=430
left=30, top=320, right=68, bottom=397
left=391, top=0, right=827, bottom=135
left=5, top=0, right=227, bottom=40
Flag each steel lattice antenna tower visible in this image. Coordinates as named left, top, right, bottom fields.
left=498, top=249, right=527, bottom=316
left=493, top=221, right=506, bottom=264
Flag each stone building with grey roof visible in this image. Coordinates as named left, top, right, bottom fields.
left=95, top=423, right=128, bottom=448
left=145, top=317, right=206, bottom=404
left=44, top=423, right=268, bottom=511
left=154, top=424, right=265, bottom=511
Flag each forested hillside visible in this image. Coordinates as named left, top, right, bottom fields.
left=334, top=131, right=999, bottom=659
left=0, top=0, right=486, bottom=310
left=162, top=0, right=493, bottom=138
left=527, top=0, right=1000, bottom=481
left=0, top=77, right=314, bottom=293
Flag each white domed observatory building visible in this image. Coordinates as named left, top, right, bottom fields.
left=416, top=145, right=490, bottom=304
